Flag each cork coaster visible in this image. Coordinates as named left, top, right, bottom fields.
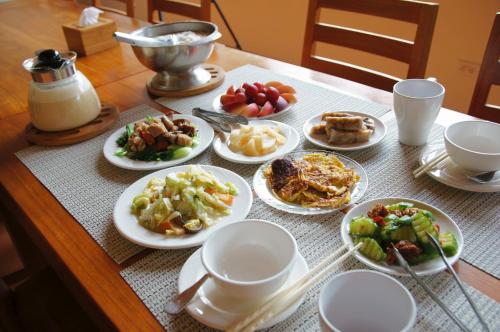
left=147, top=64, right=225, bottom=97
left=25, top=103, right=119, bottom=146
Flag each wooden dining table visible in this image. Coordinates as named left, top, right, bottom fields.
left=0, top=0, right=498, bottom=330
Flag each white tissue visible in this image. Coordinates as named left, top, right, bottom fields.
left=79, top=7, right=103, bottom=26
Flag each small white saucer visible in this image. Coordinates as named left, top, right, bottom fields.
left=178, top=248, right=309, bottom=330
left=420, top=144, right=500, bottom=193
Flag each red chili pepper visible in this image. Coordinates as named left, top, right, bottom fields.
left=373, top=216, right=385, bottom=226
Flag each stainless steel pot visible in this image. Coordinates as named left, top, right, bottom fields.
left=117, top=21, right=221, bottom=91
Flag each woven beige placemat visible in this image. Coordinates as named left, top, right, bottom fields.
left=157, top=65, right=500, bottom=277
left=121, top=236, right=499, bottom=332
left=14, top=63, right=393, bottom=264
left=15, top=105, right=164, bottom=263
left=120, top=111, right=499, bottom=331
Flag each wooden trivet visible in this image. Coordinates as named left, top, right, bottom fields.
left=147, top=64, right=225, bottom=97
left=25, top=103, right=119, bottom=146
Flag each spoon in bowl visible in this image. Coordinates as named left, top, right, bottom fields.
left=466, top=171, right=498, bottom=184
left=165, top=273, right=209, bottom=315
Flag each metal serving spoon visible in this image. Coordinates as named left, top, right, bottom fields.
left=165, top=273, right=209, bottom=315
left=466, top=171, right=498, bottom=184
left=195, top=112, right=234, bottom=133
left=193, top=107, right=248, bottom=125
left=390, top=244, right=471, bottom=332
left=113, top=32, right=166, bottom=47
left=425, top=232, right=490, bottom=331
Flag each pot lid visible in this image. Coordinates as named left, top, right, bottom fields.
left=23, top=49, right=77, bottom=83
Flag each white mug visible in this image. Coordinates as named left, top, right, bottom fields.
left=393, top=78, right=445, bottom=146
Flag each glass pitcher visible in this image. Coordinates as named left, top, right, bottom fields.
left=23, top=49, right=101, bottom=131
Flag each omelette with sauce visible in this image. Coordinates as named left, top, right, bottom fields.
left=263, top=153, right=360, bottom=208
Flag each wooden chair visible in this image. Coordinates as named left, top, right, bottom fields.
left=93, top=0, right=134, bottom=17
left=148, top=0, right=211, bottom=23
left=301, top=0, right=439, bottom=92
left=468, top=13, right=500, bottom=123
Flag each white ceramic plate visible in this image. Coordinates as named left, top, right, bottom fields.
left=213, top=120, right=300, bottom=164
left=113, top=165, right=252, bottom=249
left=253, top=150, right=368, bottom=215
left=212, top=94, right=296, bottom=120
left=103, top=114, right=214, bottom=171
left=340, top=197, right=463, bottom=276
left=179, top=248, right=309, bottom=330
left=303, top=111, right=387, bottom=151
left=420, top=144, right=500, bottom=193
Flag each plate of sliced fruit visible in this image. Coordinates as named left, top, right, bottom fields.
left=212, top=81, right=298, bottom=119
left=213, top=120, right=300, bottom=164
left=340, top=198, right=463, bottom=276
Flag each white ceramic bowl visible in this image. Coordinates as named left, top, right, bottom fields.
left=319, top=270, right=417, bottom=332
left=201, top=219, right=297, bottom=300
left=444, top=120, right=500, bottom=172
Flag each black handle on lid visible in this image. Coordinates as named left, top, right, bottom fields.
left=35, top=49, right=65, bottom=69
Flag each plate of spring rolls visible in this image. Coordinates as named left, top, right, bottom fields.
left=303, top=111, right=387, bottom=151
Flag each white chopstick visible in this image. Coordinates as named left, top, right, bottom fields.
left=243, top=245, right=361, bottom=332
left=228, top=243, right=362, bottom=332
left=413, top=151, right=448, bottom=178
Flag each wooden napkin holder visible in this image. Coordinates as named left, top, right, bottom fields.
left=62, top=17, right=118, bottom=56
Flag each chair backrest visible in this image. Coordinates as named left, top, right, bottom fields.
left=148, top=0, right=211, bottom=23
left=301, top=0, right=438, bottom=92
left=93, top=0, right=134, bottom=17
left=468, top=13, right=500, bottom=123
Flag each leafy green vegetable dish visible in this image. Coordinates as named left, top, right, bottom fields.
left=349, top=202, right=459, bottom=265
left=115, top=115, right=199, bottom=161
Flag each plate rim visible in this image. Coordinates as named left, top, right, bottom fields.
left=253, top=149, right=368, bottom=215
left=420, top=146, right=500, bottom=193
left=212, top=120, right=301, bottom=164
left=103, top=114, right=214, bottom=171
left=113, top=164, right=253, bottom=249
left=212, top=93, right=296, bottom=120
left=340, top=197, right=464, bottom=276
left=303, top=111, right=387, bottom=151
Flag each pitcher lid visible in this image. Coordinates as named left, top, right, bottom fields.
left=23, top=49, right=77, bottom=83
